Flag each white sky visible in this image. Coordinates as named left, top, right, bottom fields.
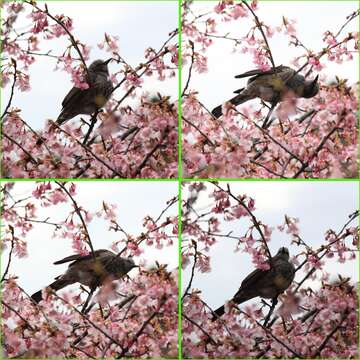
left=1, top=181, right=179, bottom=296
left=184, top=1, right=359, bottom=110
left=2, top=1, right=178, bottom=130
left=182, top=181, right=359, bottom=310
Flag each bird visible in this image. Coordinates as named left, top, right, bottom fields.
left=31, top=249, right=138, bottom=303
left=56, top=59, right=114, bottom=125
left=211, top=65, right=319, bottom=121
left=212, top=247, right=295, bottom=320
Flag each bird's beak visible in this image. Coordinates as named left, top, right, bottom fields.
left=104, top=58, right=112, bottom=65
left=313, top=75, right=319, bottom=85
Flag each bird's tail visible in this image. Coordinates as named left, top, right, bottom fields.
left=31, top=278, right=69, bottom=303
left=211, top=293, right=252, bottom=321
left=56, top=111, right=69, bottom=126
left=212, top=304, right=226, bottom=320
left=211, top=93, right=252, bottom=118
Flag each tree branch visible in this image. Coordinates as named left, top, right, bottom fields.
left=2, top=132, right=38, bottom=165
left=1, top=59, right=17, bottom=120
left=55, top=181, right=95, bottom=259
left=241, top=1, right=276, bottom=68
left=1, top=226, right=15, bottom=282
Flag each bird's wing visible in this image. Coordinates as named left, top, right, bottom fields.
left=235, top=65, right=290, bottom=81
left=233, top=87, right=245, bottom=94
left=237, top=252, right=286, bottom=291
left=61, top=71, right=98, bottom=108
left=53, top=249, right=113, bottom=265
left=239, top=267, right=266, bottom=290
left=235, top=65, right=289, bottom=79
left=232, top=268, right=265, bottom=301
left=235, top=69, right=268, bottom=79
left=61, top=86, right=83, bottom=108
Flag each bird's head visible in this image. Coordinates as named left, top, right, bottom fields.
left=89, top=58, right=112, bottom=74
left=303, top=75, right=319, bottom=98
left=276, top=247, right=290, bottom=260
left=122, top=257, right=139, bottom=272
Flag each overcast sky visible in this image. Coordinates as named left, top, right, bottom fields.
left=185, top=1, right=359, bottom=110
left=182, top=181, right=358, bottom=310
left=2, top=1, right=178, bottom=130
left=1, top=181, right=178, bottom=296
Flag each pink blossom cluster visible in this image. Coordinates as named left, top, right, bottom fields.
left=2, top=2, right=76, bottom=89
left=182, top=81, right=358, bottom=180
left=3, top=268, right=178, bottom=358
left=2, top=182, right=178, bottom=259
left=97, top=33, right=120, bottom=53
left=144, top=43, right=178, bottom=81
left=2, top=97, right=178, bottom=178
left=182, top=182, right=274, bottom=274
left=182, top=279, right=358, bottom=358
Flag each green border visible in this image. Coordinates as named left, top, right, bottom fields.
left=178, top=2, right=183, bottom=360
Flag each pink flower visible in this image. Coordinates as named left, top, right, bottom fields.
left=17, top=72, right=30, bottom=92
left=49, top=189, right=68, bottom=204
left=230, top=4, right=247, bottom=19
left=214, top=2, right=226, bottom=13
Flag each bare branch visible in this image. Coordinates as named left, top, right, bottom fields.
left=55, top=181, right=95, bottom=259
left=1, top=59, right=17, bottom=120
left=241, top=1, right=276, bottom=68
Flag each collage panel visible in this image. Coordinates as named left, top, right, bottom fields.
left=181, top=1, right=358, bottom=179
left=1, top=181, right=179, bottom=358
left=0, top=0, right=360, bottom=359
left=1, top=1, right=179, bottom=179
left=181, top=180, right=359, bottom=358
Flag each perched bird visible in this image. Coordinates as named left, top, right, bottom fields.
left=31, top=249, right=137, bottom=303
left=212, top=247, right=295, bottom=320
left=211, top=65, right=319, bottom=119
left=56, top=59, right=114, bottom=125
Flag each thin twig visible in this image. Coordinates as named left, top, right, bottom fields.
left=55, top=182, right=95, bottom=259
left=1, top=59, right=17, bottom=119
left=294, top=211, right=358, bottom=293
left=1, top=226, right=15, bottom=282
left=116, top=298, right=166, bottom=358
left=1, top=300, right=36, bottom=331
left=182, top=116, right=215, bottom=147
left=241, top=1, right=276, bottom=68
left=293, top=121, right=341, bottom=178
left=82, top=109, right=101, bottom=145
left=312, top=309, right=349, bottom=357
left=212, top=182, right=272, bottom=260
left=132, top=126, right=171, bottom=177
left=182, top=240, right=197, bottom=300
left=24, top=1, right=91, bottom=82
left=182, top=40, right=195, bottom=96
left=182, top=313, right=218, bottom=345
left=2, top=132, right=38, bottom=165
left=50, top=122, right=124, bottom=177
left=54, top=292, right=125, bottom=351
